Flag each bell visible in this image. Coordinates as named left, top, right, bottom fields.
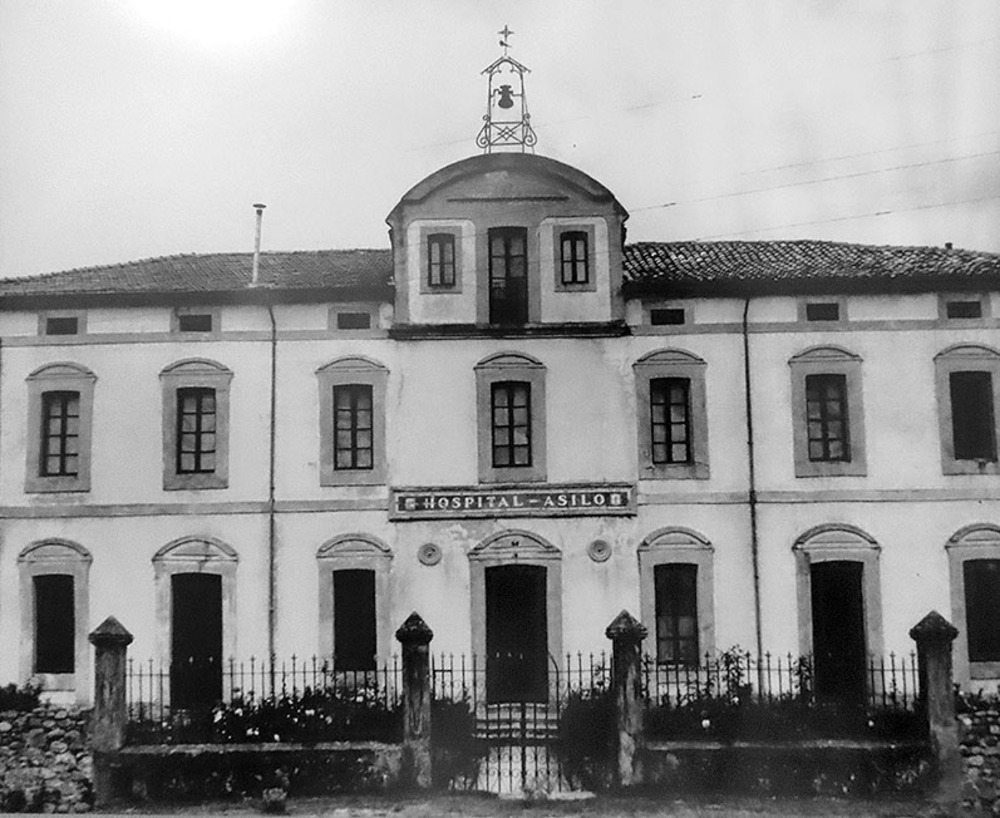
left=497, top=84, right=514, bottom=109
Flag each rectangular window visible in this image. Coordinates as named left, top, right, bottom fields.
left=950, top=371, right=997, bottom=461
left=946, top=300, right=983, bottom=319
left=806, top=302, right=840, bottom=322
left=333, top=569, right=377, bottom=671
left=334, top=384, right=374, bottom=470
left=964, top=560, right=1000, bottom=662
left=489, top=227, right=528, bottom=324
left=427, top=233, right=456, bottom=288
left=40, top=391, right=80, bottom=477
left=336, top=312, right=372, bottom=330
left=650, top=378, right=692, bottom=464
left=650, top=308, right=686, bottom=326
left=44, top=317, right=79, bottom=336
left=655, top=564, right=699, bottom=664
left=176, top=387, right=217, bottom=474
left=560, top=231, right=589, bottom=285
left=491, top=381, right=531, bottom=468
left=34, top=574, right=74, bottom=674
left=177, top=313, right=213, bottom=333
left=805, top=374, right=851, bottom=462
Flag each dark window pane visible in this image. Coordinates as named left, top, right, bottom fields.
left=805, top=302, right=840, bottom=322
left=44, top=317, right=79, bottom=336
left=34, top=574, right=74, bottom=673
left=947, top=300, right=983, bottom=319
left=491, top=381, right=532, bottom=468
left=488, top=228, right=529, bottom=324
left=965, top=560, right=1000, bottom=661
left=177, top=313, right=213, bottom=332
left=950, top=371, right=997, bottom=461
left=333, top=384, right=375, bottom=470
left=654, top=564, right=698, bottom=664
left=333, top=569, right=377, bottom=671
left=650, top=308, right=686, bottom=326
left=804, top=374, right=851, bottom=462
left=650, top=378, right=691, bottom=464
left=336, top=312, right=371, bottom=329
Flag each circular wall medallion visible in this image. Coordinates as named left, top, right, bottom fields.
left=417, top=542, right=442, bottom=566
left=588, top=539, right=612, bottom=563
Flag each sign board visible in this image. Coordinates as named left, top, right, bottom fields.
left=389, top=483, right=635, bottom=520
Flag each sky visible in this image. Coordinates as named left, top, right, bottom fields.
left=1, top=1, right=998, bottom=279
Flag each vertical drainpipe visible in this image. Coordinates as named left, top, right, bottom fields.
left=742, top=297, right=764, bottom=670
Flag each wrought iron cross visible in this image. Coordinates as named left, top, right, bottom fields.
left=498, top=25, right=514, bottom=56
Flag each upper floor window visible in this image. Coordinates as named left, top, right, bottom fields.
left=491, top=381, right=532, bottom=468
left=559, top=231, right=589, bottom=286
left=935, top=344, right=1000, bottom=475
left=26, top=363, right=96, bottom=493
left=44, top=317, right=79, bottom=336
left=172, top=307, right=218, bottom=334
left=650, top=308, right=686, bottom=326
left=427, top=233, right=456, bottom=288
left=940, top=293, right=990, bottom=322
left=317, top=357, right=388, bottom=486
left=634, top=350, right=709, bottom=480
left=805, top=302, right=840, bottom=322
left=789, top=346, right=866, bottom=477
left=489, top=227, right=528, bottom=325
left=160, top=359, right=232, bottom=490
left=336, top=312, right=372, bottom=330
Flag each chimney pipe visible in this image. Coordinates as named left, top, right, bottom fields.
left=251, top=203, right=267, bottom=286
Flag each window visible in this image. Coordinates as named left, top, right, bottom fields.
left=317, top=357, right=388, bottom=486
left=947, top=525, right=1000, bottom=683
left=25, top=363, right=96, bottom=493
left=789, top=346, right=866, bottom=477
left=39, top=312, right=85, bottom=336
left=964, top=560, right=1000, bottom=662
left=805, top=374, right=850, bottom=462
left=18, top=540, right=91, bottom=701
left=172, top=308, right=218, bottom=334
left=805, top=302, right=840, bottom=322
left=489, top=227, right=529, bottom=324
left=334, top=384, right=374, bottom=470
left=475, top=353, right=546, bottom=483
left=559, top=231, right=589, bottom=285
left=40, top=391, right=80, bottom=477
left=317, top=535, right=392, bottom=667
left=639, top=528, right=714, bottom=664
left=650, top=308, right=686, bottom=326
left=336, top=312, right=372, bottom=330
left=948, top=301, right=983, bottom=319
left=654, top=564, right=699, bottom=664
left=650, top=378, right=691, bottom=465
left=176, top=387, right=217, bottom=475
left=935, top=345, right=1000, bottom=475
left=427, top=233, right=456, bottom=288
left=939, top=293, right=990, bottom=322
left=634, top=350, right=709, bottom=480
left=160, top=359, right=232, bottom=490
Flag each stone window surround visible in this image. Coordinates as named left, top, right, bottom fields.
left=25, top=362, right=97, bottom=494
left=418, top=224, right=464, bottom=294
left=634, top=349, right=710, bottom=480
left=946, top=524, right=1000, bottom=684
left=638, top=528, right=715, bottom=664
left=792, top=524, right=884, bottom=661
left=316, top=535, right=393, bottom=665
left=468, top=530, right=563, bottom=679
left=18, top=539, right=91, bottom=702
left=474, top=352, right=547, bottom=484
left=937, top=293, right=992, bottom=322
left=152, top=536, right=238, bottom=674
left=789, top=345, right=867, bottom=477
left=37, top=311, right=87, bottom=337
left=797, top=296, right=848, bottom=325
left=552, top=223, right=597, bottom=292
left=171, top=306, right=221, bottom=335
left=160, top=359, right=233, bottom=490
left=934, top=344, right=1000, bottom=476
left=317, top=356, right=389, bottom=486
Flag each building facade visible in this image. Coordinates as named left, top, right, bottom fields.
left=0, top=151, right=998, bottom=706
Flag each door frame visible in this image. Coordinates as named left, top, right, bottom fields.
left=793, top=524, right=883, bottom=666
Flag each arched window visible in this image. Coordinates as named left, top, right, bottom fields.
left=946, top=524, right=1000, bottom=684
left=934, top=345, right=1000, bottom=475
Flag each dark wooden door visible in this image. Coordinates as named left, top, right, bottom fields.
left=485, top=564, right=548, bottom=703
left=810, top=561, right=866, bottom=702
left=489, top=227, right=528, bottom=325
left=333, top=569, right=377, bottom=671
left=171, top=573, right=223, bottom=709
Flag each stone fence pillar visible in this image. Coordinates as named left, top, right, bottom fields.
left=88, top=616, right=134, bottom=806
left=909, top=610, right=961, bottom=804
left=396, top=612, right=433, bottom=789
left=606, top=610, right=647, bottom=788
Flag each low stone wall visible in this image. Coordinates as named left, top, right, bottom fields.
left=959, top=702, right=1000, bottom=811
left=0, top=705, right=92, bottom=812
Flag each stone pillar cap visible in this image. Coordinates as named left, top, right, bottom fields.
left=909, top=610, right=959, bottom=643
left=395, top=611, right=434, bottom=646
left=605, top=609, right=648, bottom=641
left=88, top=616, right=134, bottom=647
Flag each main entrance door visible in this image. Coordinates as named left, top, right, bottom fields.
left=485, top=564, right=547, bottom=703
left=171, top=573, right=223, bottom=709
left=810, top=560, right=866, bottom=702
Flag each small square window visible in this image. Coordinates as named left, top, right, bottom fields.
left=336, top=312, right=372, bottom=330
left=178, top=314, right=213, bottom=333
left=946, top=300, right=983, bottom=319
left=45, top=317, right=79, bottom=336
left=805, top=302, right=840, bottom=322
left=651, top=308, right=686, bottom=326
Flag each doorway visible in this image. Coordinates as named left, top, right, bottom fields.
left=810, top=560, right=866, bottom=702
left=485, top=564, right=548, bottom=702
left=171, top=572, right=223, bottom=709
left=489, top=227, right=528, bottom=325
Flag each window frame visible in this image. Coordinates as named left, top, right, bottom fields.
left=938, top=293, right=991, bottom=322
left=558, top=230, right=590, bottom=287
left=38, top=311, right=86, bottom=338
left=947, top=524, right=1000, bottom=683
left=317, top=357, right=388, bottom=486
left=789, top=346, right=867, bottom=478
left=160, top=359, right=232, bottom=490
left=175, top=386, right=219, bottom=476
left=804, top=373, right=851, bottom=463
left=171, top=307, right=220, bottom=335
left=491, top=380, right=532, bottom=469
left=426, top=232, right=457, bottom=289
left=797, top=297, right=848, bottom=325
left=475, top=353, right=546, bottom=483
left=418, top=226, right=463, bottom=295
left=333, top=383, right=375, bottom=472
left=634, top=349, right=709, bottom=480
left=25, top=363, right=96, bottom=494
left=552, top=225, right=597, bottom=293
left=935, top=344, right=1000, bottom=475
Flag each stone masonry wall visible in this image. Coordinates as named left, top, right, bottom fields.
left=960, top=701, right=1000, bottom=813
left=0, top=705, right=92, bottom=812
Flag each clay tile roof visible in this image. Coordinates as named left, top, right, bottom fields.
left=623, top=240, right=1000, bottom=295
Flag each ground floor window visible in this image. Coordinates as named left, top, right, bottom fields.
left=34, top=574, right=74, bottom=674
left=333, top=568, right=377, bottom=671
left=964, top=559, right=1000, bottom=662
left=654, top=563, right=698, bottom=664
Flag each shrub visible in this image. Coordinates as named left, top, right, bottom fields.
left=556, top=689, right=615, bottom=790
left=0, top=681, right=41, bottom=712
left=431, top=697, right=484, bottom=789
